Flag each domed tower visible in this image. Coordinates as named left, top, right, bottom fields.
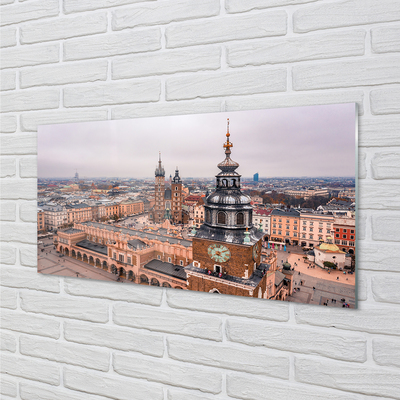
left=196, top=119, right=261, bottom=243
left=187, top=120, right=267, bottom=298
left=153, top=152, right=165, bottom=223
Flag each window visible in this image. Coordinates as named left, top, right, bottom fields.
left=273, top=224, right=276, bottom=228
left=309, top=234, right=313, bottom=239
left=214, top=265, right=221, bottom=273
left=302, top=234, right=306, bottom=238
left=350, top=235, right=354, bottom=240
left=273, top=218, right=276, bottom=222
left=335, top=239, right=340, bottom=244
left=217, top=211, right=226, bottom=225
left=294, top=220, right=298, bottom=224
left=278, top=219, right=282, bottom=222
left=294, top=226, right=297, bottom=230
left=278, top=231, right=282, bottom=235
left=286, top=232, right=290, bottom=236
left=127, top=257, right=131, bottom=265
left=349, top=241, right=355, bottom=247
left=319, top=229, right=323, bottom=233
left=351, top=230, right=354, bottom=234
left=343, top=229, right=347, bottom=233
left=206, top=209, right=211, bottom=223
left=303, top=227, right=306, bottom=231
left=236, top=212, right=244, bottom=225
left=294, top=233, right=297, bottom=237
left=342, top=240, right=348, bottom=246
left=273, top=230, right=276, bottom=234
left=180, top=260, right=183, bottom=266
left=335, top=234, right=340, bottom=238
left=286, top=225, right=290, bottom=229
left=286, top=220, right=289, bottom=223
left=303, top=221, right=307, bottom=225
left=119, top=254, right=124, bottom=263
left=310, top=228, right=313, bottom=232
left=310, top=222, right=314, bottom=226
left=168, top=257, right=171, bottom=263
left=343, top=234, right=347, bottom=239
left=113, top=252, right=116, bottom=259
left=278, top=224, right=282, bottom=229
left=336, top=228, right=339, bottom=232
left=157, top=255, right=161, bottom=260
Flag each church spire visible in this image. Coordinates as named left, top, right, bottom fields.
left=155, top=152, right=165, bottom=177
left=172, top=166, right=182, bottom=183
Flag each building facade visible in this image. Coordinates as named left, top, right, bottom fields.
left=284, top=188, right=329, bottom=199
left=193, top=200, right=205, bottom=228
left=252, top=208, right=272, bottom=236
left=119, top=200, right=144, bottom=217
left=37, top=208, right=45, bottom=234
left=333, top=217, right=356, bottom=254
left=299, top=212, right=335, bottom=248
left=66, top=203, right=93, bottom=224
left=270, top=208, right=301, bottom=246
left=42, top=203, right=68, bottom=231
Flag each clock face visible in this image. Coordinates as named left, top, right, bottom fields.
left=253, top=242, right=260, bottom=261
left=208, top=244, right=231, bottom=263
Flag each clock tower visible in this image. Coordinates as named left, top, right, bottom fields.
left=186, top=120, right=269, bottom=298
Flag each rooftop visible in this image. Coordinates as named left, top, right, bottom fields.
left=62, top=228, right=83, bottom=234
left=144, top=259, right=186, bottom=281
left=66, top=203, right=90, bottom=209
left=75, top=239, right=108, bottom=255
left=81, top=221, right=192, bottom=248
left=271, top=208, right=300, bottom=217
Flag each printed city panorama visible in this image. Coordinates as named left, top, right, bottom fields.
left=38, top=104, right=357, bottom=308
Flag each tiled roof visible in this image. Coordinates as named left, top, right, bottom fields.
left=254, top=208, right=272, bottom=216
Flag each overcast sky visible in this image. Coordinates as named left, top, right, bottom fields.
left=38, top=103, right=356, bottom=179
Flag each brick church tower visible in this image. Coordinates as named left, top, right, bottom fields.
left=185, top=120, right=270, bottom=298
left=171, top=167, right=183, bottom=224
left=153, top=152, right=165, bottom=224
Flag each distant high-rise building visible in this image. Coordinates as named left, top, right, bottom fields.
left=253, top=172, right=259, bottom=182
left=74, top=171, right=79, bottom=181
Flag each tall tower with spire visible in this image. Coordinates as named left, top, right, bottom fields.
left=185, top=119, right=268, bottom=298
left=171, top=167, right=183, bottom=224
left=153, top=152, right=166, bottom=224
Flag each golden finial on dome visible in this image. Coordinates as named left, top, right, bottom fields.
left=223, top=118, right=233, bottom=150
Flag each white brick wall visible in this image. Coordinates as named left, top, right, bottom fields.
left=1, top=1, right=399, bottom=399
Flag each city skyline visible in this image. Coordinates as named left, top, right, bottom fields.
left=38, top=103, right=357, bottom=179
